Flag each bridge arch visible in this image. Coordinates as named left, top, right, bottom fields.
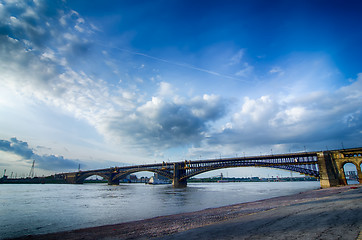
left=76, top=172, right=110, bottom=183
left=180, top=164, right=319, bottom=181
left=267, top=165, right=318, bottom=177
left=57, top=147, right=362, bottom=188
left=112, top=168, right=173, bottom=182
left=342, top=162, right=360, bottom=184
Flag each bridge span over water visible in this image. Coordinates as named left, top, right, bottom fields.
left=55, top=147, right=362, bottom=188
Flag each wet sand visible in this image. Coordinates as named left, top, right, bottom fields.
left=10, top=185, right=362, bottom=240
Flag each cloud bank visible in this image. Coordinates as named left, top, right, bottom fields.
left=0, top=137, right=79, bottom=171
left=0, top=1, right=229, bottom=154
left=209, top=73, right=362, bottom=152
left=107, top=93, right=228, bottom=148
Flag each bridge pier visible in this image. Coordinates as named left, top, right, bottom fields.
left=317, top=152, right=341, bottom=188
left=63, top=173, right=83, bottom=184
left=318, top=150, right=362, bottom=188
left=172, top=163, right=187, bottom=188
left=172, top=178, right=187, bottom=188
left=108, top=178, right=120, bottom=185
left=107, top=173, right=120, bottom=185
left=357, top=165, right=362, bottom=184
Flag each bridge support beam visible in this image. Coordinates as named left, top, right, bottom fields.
left=172, top=163, right=187, bottom=188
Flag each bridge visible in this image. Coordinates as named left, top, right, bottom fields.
left=55, top=147, right=362, bottom=188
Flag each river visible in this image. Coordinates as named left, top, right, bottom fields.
left=0, top=181, right=320, bottom=239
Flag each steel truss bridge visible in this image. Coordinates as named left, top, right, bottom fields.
left=56, top=151, right=321, bottom=187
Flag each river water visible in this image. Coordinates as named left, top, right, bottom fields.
left=0, top=182, right=320, bottom=239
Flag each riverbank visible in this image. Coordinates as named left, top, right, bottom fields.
left=9, top=185, right=361, bottom=240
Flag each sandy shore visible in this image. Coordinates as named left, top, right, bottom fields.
left=9, top=185, right=362, bottom=240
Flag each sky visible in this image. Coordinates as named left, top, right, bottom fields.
left=1, top=0, right=362, bottom=178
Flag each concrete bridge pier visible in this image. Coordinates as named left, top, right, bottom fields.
left=108, top=178, right=120, bottom=185
left=107, top=173, right=120, bottom=185
left=172, top=178, right=187, bottom=188
left=172, top=163, right=187, bottom=188
left=318, top=150, right=362, bottom=188
left=317, top=152, right=341, bottom=188
left=64, top=173, right=83, bottom=184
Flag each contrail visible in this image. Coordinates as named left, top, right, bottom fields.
left=109, top=47, right=249, bottom=82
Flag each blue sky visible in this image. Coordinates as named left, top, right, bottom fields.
left=0, top=0, right=361, bottom=177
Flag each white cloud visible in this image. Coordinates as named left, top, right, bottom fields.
left=235, top=62, right=254, bottom=77
left=74, top=24, right=84, bottom=32
left=233, top=96, right=276, bottom=127
left=158, top=82, right=174, bottom=97
left=269, top=67, right=284, bottom=76
left=211, top=73, right=362, bottom=151
left=135, top=77, right=144, bottom=83
left=272, top=106, right=307, bottom=126
left=229, top=49, right=245, bottom=65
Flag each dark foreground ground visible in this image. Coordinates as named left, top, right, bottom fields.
left=10, top=185, right=362, bottom=240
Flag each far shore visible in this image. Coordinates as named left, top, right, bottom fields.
left=8, top=184, right=362, bottom=240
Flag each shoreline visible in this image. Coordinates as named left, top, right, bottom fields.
left=8, top=185, right=362, bottom=240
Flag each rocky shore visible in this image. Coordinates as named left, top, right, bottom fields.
left=9, top=185, right=362, bottom=240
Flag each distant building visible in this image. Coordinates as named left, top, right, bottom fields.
left=346, top=171, right=358, bottom=180
left=148, top=173, right=171, bottom=184
left=124, top=174, right=138, bottom=182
